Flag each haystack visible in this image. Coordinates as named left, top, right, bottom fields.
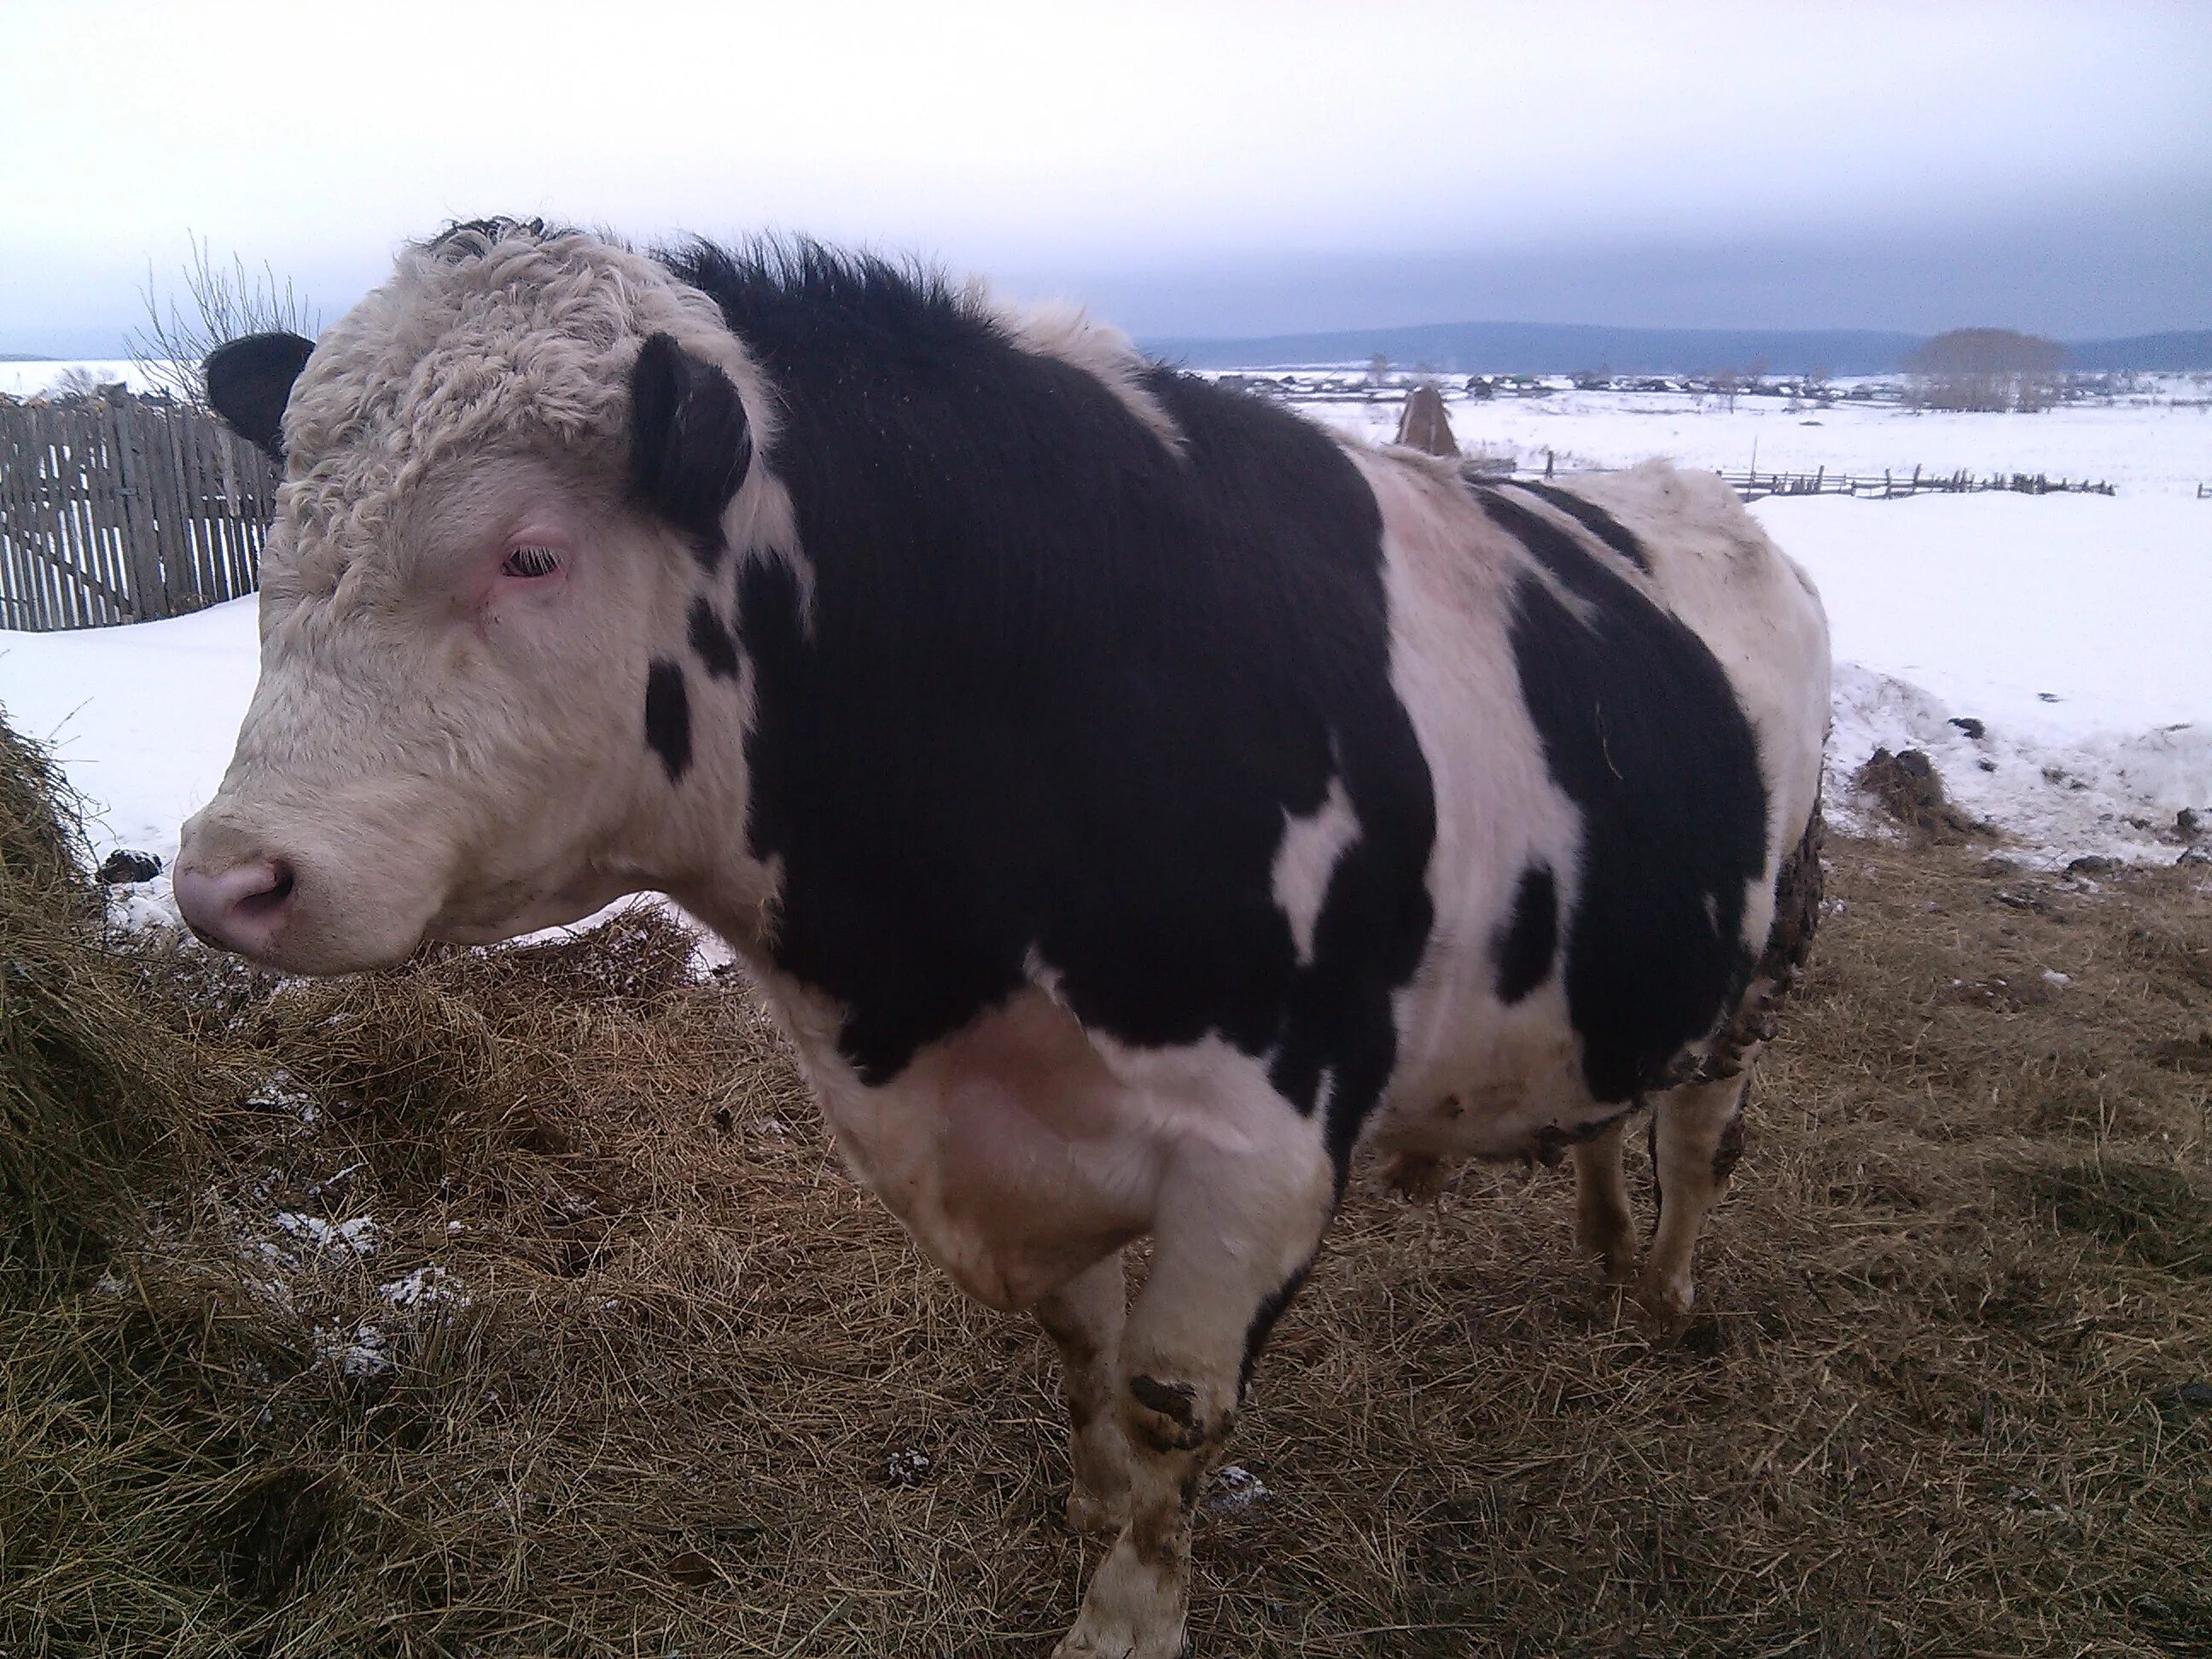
left=0, top=709, right=206, bottom=1276
left=1394, top=382, right=1459, bottom=457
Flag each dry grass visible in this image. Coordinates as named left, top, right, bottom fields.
left=3, top=726, right=2209, bottom=1656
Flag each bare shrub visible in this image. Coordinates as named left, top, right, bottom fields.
left=1906, top=328, right=2067, bottom=413
left=126, top=233, right=317, bottom=410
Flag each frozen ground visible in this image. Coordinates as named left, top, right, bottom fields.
left=1767, top=492, right=2210, bottom=864
left=0, top=399, right=2203, bottom=934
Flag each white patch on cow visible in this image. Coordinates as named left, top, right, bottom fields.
left=1271, top=776, right=1360, bottom=965
left=1023, top=944, right=1070, bottom=1007
left=1320, top=446, right=1830, bottom=1179
left=963, top=281, right=1184, bottom=454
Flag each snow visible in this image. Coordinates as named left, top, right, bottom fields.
left=380, top=1265, right=467, bottom=1308
left=0, top=394, right=2203, bottom=891
left=1294, top=379, right=2212, bottom=499
left=0, top=594, right=259, bottom=855
left=0, top=358, right=177, bottom=399
left=1209, top=1464, right=1272, bottom=1511
left=273, top=1212, right=381, bottom=1255
left=1765, top=492, right=2211, bottom=864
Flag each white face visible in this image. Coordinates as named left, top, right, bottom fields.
left=176, top=443, right=696, bottom=974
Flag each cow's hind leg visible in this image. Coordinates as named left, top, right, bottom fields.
left=1036, top=1249, right=1131, bottom=1540
left=1572, top=1118, right=1636, bottom=1285
left=1638, top=1068, right=1752, bottom=1315
left=1054, top=1110, right=1334, bottom=1659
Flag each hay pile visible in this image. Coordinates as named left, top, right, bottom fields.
left=0, top=713, right=209, bottom=1274
left=3, top=707, right=2209, bottom=1656
left=1853, top=745, right=1987, bottom=843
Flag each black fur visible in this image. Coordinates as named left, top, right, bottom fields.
left=423, top=216, right=550, bottom=260
left=628, top=332, right=752, bottom=557
left=204, top=331, right=315, bottom=463
left=1505, top=480, right=1652, bottom=573
left=643, top=659, right=692, bottom=782
left=1493, top=863, right=1557, bottom=1004
left=672, top=239, right=1435, bottom=1185
left=687, top=597, right=741, bottom=681
left=1477, top=486, right=1766, bottom=1103
left=1240, top=1260, right=1314, bottom=1400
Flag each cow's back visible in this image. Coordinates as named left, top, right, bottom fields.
left=1363, top=454, right=1830, bottom=1164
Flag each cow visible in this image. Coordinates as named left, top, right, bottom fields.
left=178, top=219, right=1830, bottom=1659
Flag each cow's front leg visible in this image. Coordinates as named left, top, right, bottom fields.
left=1054, top=1131, right=1333, bottom=1659
left=1035, top=1249, right=1131, bottom=1540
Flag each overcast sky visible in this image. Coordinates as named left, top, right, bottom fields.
left=4, top=0, right=2206, bottom=354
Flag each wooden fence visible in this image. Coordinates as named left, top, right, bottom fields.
left=0, top=395, right=279, bottom=632
left=1723, top=463, right=2116, bottom=503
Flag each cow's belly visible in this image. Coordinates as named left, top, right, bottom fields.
left=769, top=982, right=1328, bottom=1312
left=1370, top=946, right=1619, bottom=1169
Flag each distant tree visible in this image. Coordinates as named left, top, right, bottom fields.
left=1803, top=363, right=1832, bottom=403
left=47, top=364, right=114, bottom=400
left=127, top=232, right=317, bottom=410
left=1713, top=366, right=1741, bottom=412
left=1367, top=352, right=1391, bottom=387
left=1905, top=328, right=2066, bottom=412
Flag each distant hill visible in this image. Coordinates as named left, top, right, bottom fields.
left=0, top=353, right=57, bottom=363
left=1139, top=321, right=2212, bottom=375
left=2059, top=331, right=2212, bottom=372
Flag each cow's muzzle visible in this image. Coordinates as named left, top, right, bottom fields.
left=172, top=856, right=299, bottom=961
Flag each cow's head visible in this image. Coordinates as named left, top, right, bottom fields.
left=175, top=221, right=783, bottom=973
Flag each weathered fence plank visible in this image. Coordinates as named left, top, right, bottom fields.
left=0, top=395, right=277, bottom=631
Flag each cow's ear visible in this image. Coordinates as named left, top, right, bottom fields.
left=205, top=331, right=315, bottom=463
left=629, top=331, right=752, bottom=545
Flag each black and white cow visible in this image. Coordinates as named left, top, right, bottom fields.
left=178, top=220, right=1831, bottom=1658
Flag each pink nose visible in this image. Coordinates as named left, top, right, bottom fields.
left=173, top=859, right=298, bottom=958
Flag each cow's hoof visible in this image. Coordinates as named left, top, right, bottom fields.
left=1051, top=1618, right=1184, bottom=1659
left=1634, top=1268, right=1695, bottom=1320
left=1066, top=1488, right=1129, bottom=1541
left=1594, top=1245, right=1637, bottom=1288
left=1382, top=1152, right=1444, bottom=1201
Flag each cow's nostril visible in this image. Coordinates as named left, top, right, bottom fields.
left=174, top=858, right=300, bottom=958
left=240, top=860, right=298, bottom=915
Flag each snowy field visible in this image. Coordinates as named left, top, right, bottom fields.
left=0, top=384, right=2204, bottom=932
left=1295, top=378, right=2212, bottom=498
left=0, top=358, right=171, bottom=398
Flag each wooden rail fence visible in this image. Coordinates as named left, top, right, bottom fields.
left=0, top=395, right=279, bottom=632
left=1723, top=463, right=2116, bottom=502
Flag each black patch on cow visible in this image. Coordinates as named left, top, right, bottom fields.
left=1647, top=1111, right=1663, bottom=1228
left=675, top=239, right=1434, bottom=1181
left=1505, top=480, right=1652, bottom=573
left=629, top=331, right=753, bottom=560
left=1476, top=486, right=1766, bottom=1103
left=422, top=216, right=553, bottom=260
left=1239, top=1258, right=1314, bottom=1400
left=1712, top=1103, right=1748, bottom=1185
left=688, top=596, right=741, bottom=681
left=643, top=659, right=692, bottom=782
left=204, top=332, right=316, bottom=463
left=1493, top=863, right=1557, bottom=1004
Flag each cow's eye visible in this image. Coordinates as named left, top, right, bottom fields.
left=502, top=544, right=562, bottom=579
